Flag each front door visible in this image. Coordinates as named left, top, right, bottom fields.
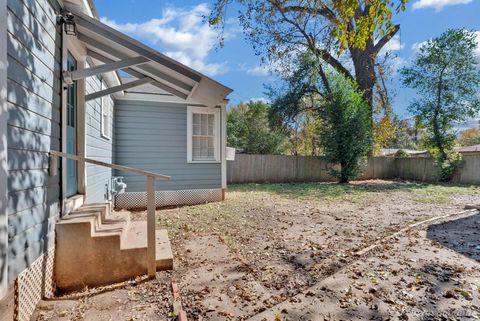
left=66, top=52, right=78, bottom=197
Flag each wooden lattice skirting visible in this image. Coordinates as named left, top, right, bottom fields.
left=115, top=188, right=223, bottom=210
left=14, top=246, right=55, bottom=321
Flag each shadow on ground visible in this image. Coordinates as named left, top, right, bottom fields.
left=427, top=212, right=480, bottom=262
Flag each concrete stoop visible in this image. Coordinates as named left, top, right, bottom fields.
left=55, top=203, right=173, bottom=292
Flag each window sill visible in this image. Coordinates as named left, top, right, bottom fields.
left=187, top=160, right=221, bottom=164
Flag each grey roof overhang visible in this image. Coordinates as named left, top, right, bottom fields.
left=65, top=3, right=232, bottom=107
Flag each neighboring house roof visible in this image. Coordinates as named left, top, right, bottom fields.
left=380, top=149, right=429, bottom=156
left=456, top=144, right=480, bottom=153
left=64, top=2, right=232, bottom=107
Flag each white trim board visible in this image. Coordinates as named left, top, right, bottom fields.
left=61, top=34, right=88, bottom=213
left=221, top=103, right=227, bottom=189
left=0, top=0, right=9, bottom=300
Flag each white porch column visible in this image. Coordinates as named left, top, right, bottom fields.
left=0, top=0, right=9, bottom=300
left=221, top=102, right=227, bottom=197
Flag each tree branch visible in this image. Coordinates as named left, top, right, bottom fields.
left=269, top=1, right=354, bottom=83
left=282, top=5, right=337, bottom=22
left=373, top=24, right=400, bottom=54
left=312, top=47, right=355, bottom=82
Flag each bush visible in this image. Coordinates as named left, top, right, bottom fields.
left=394, top=149, right=410, bottom=158
left=435, top=151, right=463, bottom=182
left=320, top=74, right=372, bottom=183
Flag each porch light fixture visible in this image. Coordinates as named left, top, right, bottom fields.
left=57, top=11, right=77, bottom=36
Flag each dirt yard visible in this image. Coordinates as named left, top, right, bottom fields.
left=33, top=180, right=480, bottom=321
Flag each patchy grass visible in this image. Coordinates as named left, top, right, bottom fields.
left=410, top=184, right=480, bottom=204
left=228, top=181, right=480, bottom=203
left=153, top=180, right=480, bottom=241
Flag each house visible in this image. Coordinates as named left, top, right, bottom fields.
left=0, top=0, right=232, bottom=319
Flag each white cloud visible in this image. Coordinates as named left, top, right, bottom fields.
left=249, top=97, right=270, bottom=104
left=101, top=3, right=231, bottom=76
left=475, top=31, right=480, bottom=63
left=391, top=56, right=406, bottom=74
left=411, top=40, right=429, bottom=53
left=377, top=34, right=405, bottom=75
left=379, top=34, right=404, bottom=54
left=412, top=0, right=472, bottom=11
left=238, top=64, right=271, bottom=76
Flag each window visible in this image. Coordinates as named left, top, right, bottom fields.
left=187, top=106, right=221, bottom=163
left=100, top=81, right=112, bottom=139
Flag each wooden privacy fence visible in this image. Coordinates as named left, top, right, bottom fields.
left=227, top=154, right=480, bottom=185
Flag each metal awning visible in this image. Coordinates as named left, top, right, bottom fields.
left=64, top=3, right=232, bottom=107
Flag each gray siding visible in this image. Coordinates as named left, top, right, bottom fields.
left=85, top=72, right=114, bottom=203
left=114, top=100, right=221, bottom=192
left=6, top=0, right=61, bottom=281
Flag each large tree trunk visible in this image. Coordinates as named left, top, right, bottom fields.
left=350, top=44, right=376, bottom=154
left=350, top=44, right=376, bottom=116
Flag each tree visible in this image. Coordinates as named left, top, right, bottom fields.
left=268, top=53, right=371, bottom=181
left=319, top=75, right=372, bottom=183
left=458, top=128, right=480, bottom=147
left=227, top=101, right=287, bottom=154
left=210, top=0, right=408, bottom=116
left=373, top=114, right=396, bottom=153
left=267, top=53, right=327, bottom=156
left=390, top=117, right=419, bottom=150
left=400, top=29, right=480, bottom=159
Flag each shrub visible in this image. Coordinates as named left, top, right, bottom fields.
left=320, top=74, right=372, bottom=183
left=435, top=151, right=463, bottom=182
left=394, top=149, right=410, bottom=158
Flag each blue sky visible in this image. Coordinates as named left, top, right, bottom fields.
left=95, top=0, right=480, bottom=120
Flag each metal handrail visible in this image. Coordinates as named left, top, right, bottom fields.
left=49, top=150, right=171, bottom=180
left=49, top=150, right=169, bottom=277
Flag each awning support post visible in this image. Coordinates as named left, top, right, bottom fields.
left=63, top=56, right=149, bottom=82
left=85, top=77, right=153, bottom=101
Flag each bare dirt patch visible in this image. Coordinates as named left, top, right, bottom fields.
left=32, top=180, right=480, bottom=320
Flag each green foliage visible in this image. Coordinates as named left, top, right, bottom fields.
left=210, top=0, right=408, bottom=120
left=227, top=101, right=287, bottom=154
left=268, top=54, right=371, bottom=182
left=394, top=149, right=410, bottom=158
left=373, top=114, right=396, bottom=153
left=332, top=0, right=409, bottom=51
left=210, top=0, right=408, bottom=52
left=268, top=54, right=325, bottom=156
left=390, top=117, right=420, bottom=150
left=400, top=29, right=480, bottom=162
left=320, top=75, right=372, bottom=183
left=435, top=151, right=463, bottom=182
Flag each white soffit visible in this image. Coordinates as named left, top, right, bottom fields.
left=65, top=4, right=233, bottom=107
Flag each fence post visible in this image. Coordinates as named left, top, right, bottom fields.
left=147, top=176, right=156, bottom=277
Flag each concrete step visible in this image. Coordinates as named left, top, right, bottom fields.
left=121, top=221, right=174, bottom=270
left=55, top=204, right=173, bottom=292
left=57, top=204, right=130, bottom=240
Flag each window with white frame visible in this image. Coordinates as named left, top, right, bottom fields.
left=100, top=81, right=112, bottom=139
left=187, top=106, right=220, bottom=163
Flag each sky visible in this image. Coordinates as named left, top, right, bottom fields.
left=94, top=0, right=480, bottom=122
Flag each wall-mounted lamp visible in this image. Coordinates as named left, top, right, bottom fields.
left=57, top=11, right=77, bottom=36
